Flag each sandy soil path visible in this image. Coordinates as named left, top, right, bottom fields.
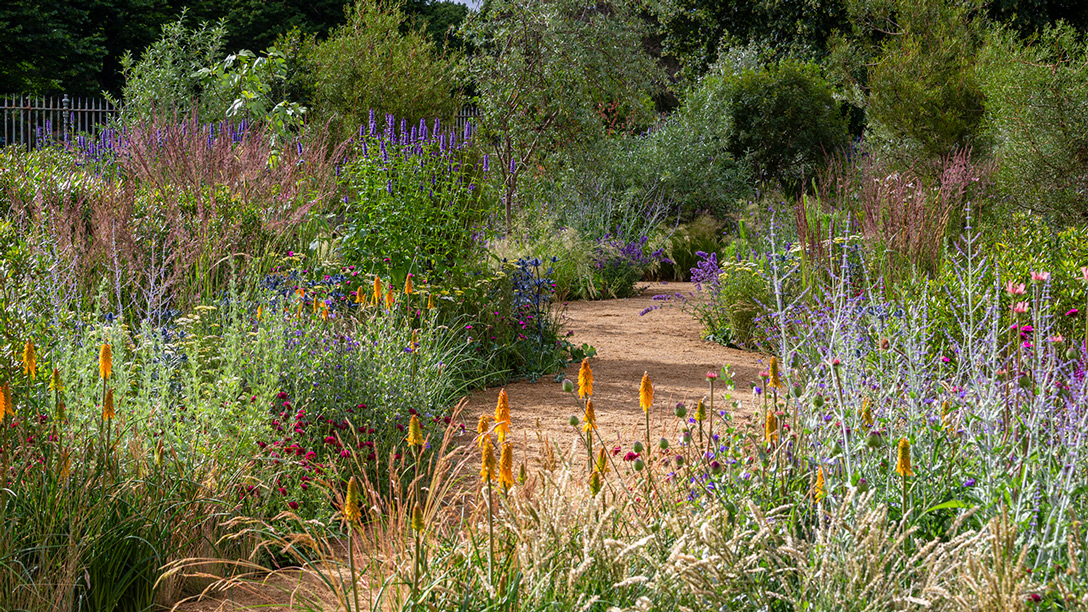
left=461, top=281, right=763, bottom=458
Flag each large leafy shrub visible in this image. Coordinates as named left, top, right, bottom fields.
left=861, top=0, right=987, bottom=165
left=308, top=0, right=462, bottom=137
left=112, top=15, right=229, bottom=123
left=726, top=59, right=849, bottom=195
left=979, top=23, right=1088, bottom=223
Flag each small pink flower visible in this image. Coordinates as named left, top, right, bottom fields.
left=1005, top=281, right=1026, bottom=296
left=1012, top=301, right=1029, bottom=314
left=1081, top=266, right=1088, bottom=282
left=1030, top=271, right=1050, bottom=283
left=1049, top=335, right=1064, bottom=343
left=1067, top=309, right=1079, bottom=317
left=706, top=371, right=719, bottom=380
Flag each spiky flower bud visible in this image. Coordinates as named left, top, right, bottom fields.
left=102, top=388, right=115, bottom=421
left=494, top=388, right=510, bottom=442
left=406, top=414, right=424, bottom=447
left=639, top=371, right=653, bottom=413
left=99, top=344, right=112, bottom=380
left=22, top=341, right=36, bottom=379
left=411, top=503, right=425, bottom=532
left=578, top=358, right=594, bottom=399
left=583, top=399, right=597, bottom=434
left=589, top=470, right=602, bottom=496
left=896, top=437, right=914, bottom=477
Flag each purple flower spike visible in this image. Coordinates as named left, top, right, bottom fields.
left=483, top=153, right=489, bottom=172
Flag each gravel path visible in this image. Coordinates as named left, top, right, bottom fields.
left=460, top=281, right=764, bottom=461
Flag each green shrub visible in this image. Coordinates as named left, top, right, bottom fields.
left=308, top=0, right=462, bottom=137
left=339, top=124, right=487, bottom=285
left=727, top=59, right=849, bottom=195
left=112, top=14, right=229, bottom=123
left=978, top=23, right=1088, bottom=224
left=863, top=0, right=987, bottom=165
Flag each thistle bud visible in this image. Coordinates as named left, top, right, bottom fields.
left=562, top=379, right=575, bottom=393
left=674, top=402, right=687, bottom=418
left=674, top=455, right=685, bottom=467
left=632, top=440, right=644, bottom=453
left=633, top=458, right=645, bottom=472
left=658, top=437, right=669, bottom=450
left=568, top=414, right=580, bottom=427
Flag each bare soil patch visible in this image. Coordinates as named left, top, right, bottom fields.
left=462, top=282, right=763, bottom=458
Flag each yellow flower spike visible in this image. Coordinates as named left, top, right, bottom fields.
left=0, top=382, right=11, bottom=419
left=50, top=368, right=62, bottom=392
left=480, top=437, right=497, bottom=482
left=312, top=298, right=319, bottom=315
left=499, top=441, right=515, bottom=487
left=941, top=400, right=954, bottom=434
left=355, top=285, right=365, bottom=305
left=494, top=388, right=510, bottom=442
left=343, top=476, right=362, bottom=523
left=589, top=470, right=602, bottom=496
left=99, top=344, right=112, bottom=380
left=476, top=414, right=490, bottom=447
left=639, top=371, right=653, bottom=413
left=769, top=356, right=783, bottom=390
left=407, top=414, right=424, bottom=447
left=321, top=302, right=329, bottom=321
left=896, top=437, right=914, bottom=477
left=765, top=409, right=778, bottom=445
left=861, top=397, right=873, bottom=428
left=385, top=288, right=395, bottom=310
left=427, top=293, right=435, bottom=310
left=578, top=358, right=593, bottom=399
left=411, top=329, right=419, bottom=352
left=372, top=277, right=383, bottom=306
left=583, top=398, right=597, bottom=433
left=22, top=341, right=36, bottom=379
left=404, top=274, right=414, bottom=295
left=695, top=397, right=707, bottom=422
left=257, top=305, right=263, bottom=320
left=102, top=388, right=115, bottom=421
left=411, top=503, right=425, bottom=532
left=814, top=466, right=826, bottom=502
left=595, top=446, right=609, bottom=474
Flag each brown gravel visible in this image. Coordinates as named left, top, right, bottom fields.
left=461, top=281, right=764, bottom=459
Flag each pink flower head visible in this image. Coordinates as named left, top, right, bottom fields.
left=1031, top=271, right=1050, bottom=283
left=1005, top=281, right=1026, bottom=296
left=706, top=371, right=719, bottom=380
left=1049, top=334, right=1065, bottom=343
left=1081, top=266, right=1088, bottom=282
left=1012, top=301, right=1029, bottom=314
left=1067, top=308, right=1080, bottom=318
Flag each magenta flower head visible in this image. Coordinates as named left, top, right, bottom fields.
left=1067, top=308, right=1079, bottom=317
left=1031, top=271, right=1051, bottom=283
left=1012, top=301, right=1029, bottom=314
left=1005, top=281, right=1026, bottom=296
